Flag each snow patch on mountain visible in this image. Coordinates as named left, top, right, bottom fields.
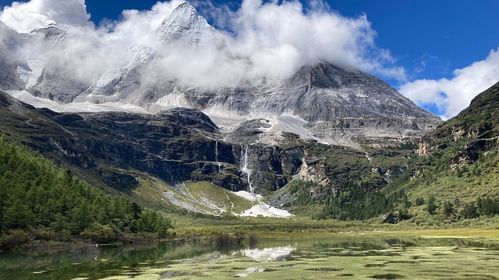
left=233, top=191, right=293, bottom=218
left=238, top=203, right=294, bottom=218
left=7, top=90, right=149, bottom=113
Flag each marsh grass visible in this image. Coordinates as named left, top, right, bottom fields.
left=2, top=234, right=499, bottom=279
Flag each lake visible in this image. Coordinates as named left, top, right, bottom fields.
left=1, top=233, right=499, bottom=279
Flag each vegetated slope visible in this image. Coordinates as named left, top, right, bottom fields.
left=128, top=174, right=254, bottom=216
left=273, top=82, right=499, bottom=223
left=0, top=89, right=243, bottom=191
left=385, top=82, right=499, bottom=223
left=0, top=90, right=292, bottom=217
left=269, top=142, right=414, bottom=220
left=0, top=133, right=172, bottom=250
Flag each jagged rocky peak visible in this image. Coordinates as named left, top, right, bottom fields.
left=215, top=62, right=441, bottom=147
left=155, top=1, right=216, bottom=46
left=80, top=2, right=219, bottom=102
left=29, top=23, right=67, bottom=42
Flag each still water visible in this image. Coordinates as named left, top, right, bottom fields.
left=1, top=234, right=499, bottom=279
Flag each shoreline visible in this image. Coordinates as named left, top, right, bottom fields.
left=3, top=226, right=499, bottom=256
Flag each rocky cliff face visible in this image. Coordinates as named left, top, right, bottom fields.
left=0, top=90, right=308, bottom=193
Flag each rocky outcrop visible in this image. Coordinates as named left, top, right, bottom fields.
left=298, top=157, right=331, bottom=188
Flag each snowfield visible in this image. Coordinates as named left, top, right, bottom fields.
left=233, top=191, right=293, bottom=218
left=238, top=204, right=294, bottom=218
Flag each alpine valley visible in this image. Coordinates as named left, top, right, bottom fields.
left=0, top=1, right=498, bottom=273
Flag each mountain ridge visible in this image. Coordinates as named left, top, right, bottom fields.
left=0, top=1, right=440, bottom=149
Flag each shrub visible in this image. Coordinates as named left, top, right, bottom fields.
left=415, top=197, right=425, bottom=206
left=461, top=202, right=479, bottom=219
left=477, top=198, right=499, bottom=216
left=81, top=223, right=118, bottom=244
left=0, top=229, right=33, bottom=251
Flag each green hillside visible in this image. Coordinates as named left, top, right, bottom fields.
left=0, top=134, right=172, bottom=250
left=384, top=82, right=499, bottom=224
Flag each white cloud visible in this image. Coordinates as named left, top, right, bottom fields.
left=0, top=0, right=407, bottom=91
left=0, top=0, right=90, bottom=33
left=203, top=0, right=406, bottom=81
left=400, top=48, right=499, bottom=119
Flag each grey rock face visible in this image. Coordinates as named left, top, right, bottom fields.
left=0, top=90, right=304, bottom=193
left=83, top=60, right=441, bottom=148
left=1, top=90, right=418, bottom=196
left=28, top=67, right=90, bottom=103
left=216, top=63, right=440, bottom=148
left=244, top=63, right=433, bottom=121
left=29, top=24, right=67, bottom=43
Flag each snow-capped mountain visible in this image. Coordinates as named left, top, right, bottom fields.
left=23, top=24, right=91, bottom=103
left=154, top=2, right=219, bottom=46
left=0, top=2, right=441, bottom=148
left=78, top=2, right=222, bottom=104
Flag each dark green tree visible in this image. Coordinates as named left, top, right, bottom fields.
left=426, top=195, right=437, bottom=215
left=415, top=197, right=425, bottom=206
left=443, top=201, right=454, bottom=217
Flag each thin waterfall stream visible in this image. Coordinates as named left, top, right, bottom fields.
left=241, top=145, right=254, bottom=194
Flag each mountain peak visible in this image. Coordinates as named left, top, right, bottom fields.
left=30, top=24, right=67, bottom=42
left=155, top=1, right=214, bottom=46
left=176, top=1, right=196, bottom=10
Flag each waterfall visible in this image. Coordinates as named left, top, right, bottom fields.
left=241, top=145, right=254, bottom=194
left=365, top=152, right=372, bottom=163
left=215, top=139, right=221, bottom=173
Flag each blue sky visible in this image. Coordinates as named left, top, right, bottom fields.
left=0, top=0, right=498, bottom=118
